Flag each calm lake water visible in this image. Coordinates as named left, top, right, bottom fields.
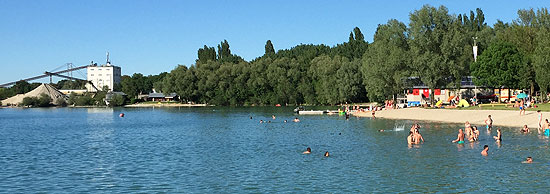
left=1, top=107, right=550, bottom=193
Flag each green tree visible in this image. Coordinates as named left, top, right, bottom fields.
left=471, top=41, right=525, bottom=97
left=109, top=94, right=125, bottom=106
left=13, top=81, right=33, bottom=94
left=362, top=19, right=410, bottom=102
left=265, top=40, right=275, bottom=56
left=197, top=45, right=217, bottom=63
left=534, top=27, right=550, bottom=101
left=408, top=5, right=468, bottom=105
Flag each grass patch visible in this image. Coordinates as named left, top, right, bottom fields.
left=458, top=103, right=550, bottom=112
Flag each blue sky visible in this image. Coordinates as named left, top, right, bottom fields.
left=0, top=0, right=548, bottom=84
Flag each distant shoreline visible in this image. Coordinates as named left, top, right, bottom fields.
left=353, top=108, right=543, bottom=128
left=124, top=103, right=209, bottom=108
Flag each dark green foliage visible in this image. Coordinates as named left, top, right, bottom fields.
left=121, top=72, right=167, bottom=98
left=0, top=87, right=16, bottom=100
left=265, top=40, right=275, bottom=56
left=13, top=81, right=32, bottom=94
left=363, top=19, right=410, bottom=102
left=534, top=27, right=550, bottom=100
left=109, top=94, right=125, bottom=107
left=198, top=45, right=217, bottom=63
left=470, top=41, right=524, bottom=89
left=408, top=5, right=469, bottom=104
left=21, top=94, right=51, bottom=107
left=56, top=97, right=67, bottom=107
left=54, top=79, right=87, bottom=90
left=74, top=94, right=95, bottom=106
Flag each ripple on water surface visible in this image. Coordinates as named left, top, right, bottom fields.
left=1, top=107, right=550, bottom=193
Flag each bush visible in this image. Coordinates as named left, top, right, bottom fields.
left=130, top=98, right=142, bottom=104
left=21, top=97, right=37, bottom=107
left=56, top=98, right=67, bottom=107
left=20, top=94, right=51, bottom=107
left=109, top=94, right=125, bottom=107
left=75, top=95, right=94, bottom=106
left=36, top=94, right=52, bottom=107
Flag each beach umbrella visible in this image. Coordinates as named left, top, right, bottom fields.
left=517, top=93, right=528, bottom=99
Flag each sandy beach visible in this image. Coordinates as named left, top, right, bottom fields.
left=354, top=108, right=544, bottom=128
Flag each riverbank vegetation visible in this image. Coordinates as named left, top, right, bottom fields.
left=144, top=5, right=548, bottom=106
left=2, top=5, right=550, bottom=107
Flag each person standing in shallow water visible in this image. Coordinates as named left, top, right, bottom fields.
left=452, top=129, right=465, bottom=144
left=481, top=145, right=489, bottom=156
left=485, top=115, right=493, bottom=131
left=493, top=128, right=502, bottom=142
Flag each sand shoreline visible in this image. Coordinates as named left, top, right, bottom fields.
left=353, top=108, right=544, bottom=128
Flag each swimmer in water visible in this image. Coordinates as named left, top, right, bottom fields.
left=537, top=110, right=544, bottom=134
left=485, top=115, right=493, bottom=131
left=543, top=119, right=550, bottom=136
left=472, top=126, right=480, bottom=141
left=259, top=120, right=263, bottom=123
left=523, top=157, right=533, bottom=163
left=481, top=145, right=489, bottom=156
left=493, top=128, right=502, bottom=142
left=452, top=129, right=465, bottom=144
left=272, top=115, right=276, bottom=120
left=303, top=147, right=311, bottom=154
left=414, top=128, right=424, bottom=143
left=521, top=125, right=530, bottom=133
left=293, top=117, right=300, bottom=122
left=324, top=151, right=330, bottom=157
left=284, top=120, right=287, bottom=123
left=465, top=121, right=473, bottom=141
left=407, top=131, right=414, bottom=144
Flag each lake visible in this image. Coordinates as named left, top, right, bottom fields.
left=1, top=107, right=549, bottom=193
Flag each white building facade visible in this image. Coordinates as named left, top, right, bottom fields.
left=86, top=62, right=121, bottom=92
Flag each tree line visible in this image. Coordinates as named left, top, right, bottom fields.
left=3, top=5, right=550, bottom=106
left=121, top=5, right=549, bottom=106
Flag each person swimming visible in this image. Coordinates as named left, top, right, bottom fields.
left=521, top=125, right=530, bottom=133
left=452, top=129, right=465, bottom=144
left=493, top=128, right=502, bottom=142
left=272, top=115, right=276, bottom=120
left=303, top=147, right=311, bottom=154
left=293, top=117, right=300, bottom=122
left=481, top=145, right=489, bottom=156
left=259, top=120, right=264, bottom=123
left=324, top=151, right=330, bottom=157
left=523, top=157, right=533, bottom=163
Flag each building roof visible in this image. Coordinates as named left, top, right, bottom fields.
left=148, top=92, right=178, bottom=98
left=406, top=76, right=482, bottom=89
